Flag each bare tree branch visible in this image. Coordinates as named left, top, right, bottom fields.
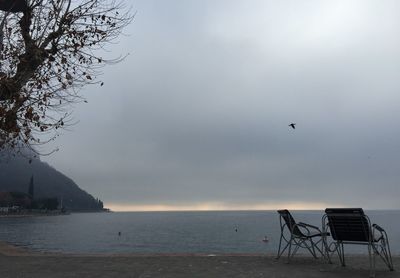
left=0, top=0, right=133, bottom=155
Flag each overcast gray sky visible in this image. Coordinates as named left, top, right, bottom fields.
left=43, top=0, right=400, bottom=211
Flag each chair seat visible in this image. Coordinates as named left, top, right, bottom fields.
left=307, top=232, right=330, bottom=239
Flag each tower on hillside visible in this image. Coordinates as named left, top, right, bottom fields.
left=28, top=175, right=34, bottom=199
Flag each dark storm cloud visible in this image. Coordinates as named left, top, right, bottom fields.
left=44, top=0, right=400, bottom=209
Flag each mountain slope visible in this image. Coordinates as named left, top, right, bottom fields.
left=0, top=154, right=103, bottom=211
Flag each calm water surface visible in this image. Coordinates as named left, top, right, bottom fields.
left=0, top=210, right=399, bottom=255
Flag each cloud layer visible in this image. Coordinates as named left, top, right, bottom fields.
left=44, top=0, right=400, bottom=210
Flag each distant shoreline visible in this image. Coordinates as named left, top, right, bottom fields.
left=0, top=212, right=67, bottom=218
left=0, top=209, right=110, bottom=218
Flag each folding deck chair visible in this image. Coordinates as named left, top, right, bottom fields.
left=276, top=209, right=328, bottom=262
left=323, top=208, right=394, bottom=277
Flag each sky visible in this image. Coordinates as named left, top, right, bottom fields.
left=43, top=0, right=400, bottom=211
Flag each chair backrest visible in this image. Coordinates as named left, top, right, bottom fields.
left=325, top=208, right=372, bottom=242
left=277, top=209, right=304, bottom=237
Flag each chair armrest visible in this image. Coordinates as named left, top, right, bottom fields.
left=372, top=224, right=385, bottom=233
left=372, top=224, right=388, bottom=241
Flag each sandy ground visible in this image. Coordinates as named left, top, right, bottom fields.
left=0, top=241, right=399, bottom=278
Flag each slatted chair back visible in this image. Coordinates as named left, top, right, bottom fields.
left=325, top=208, right=371, bottom=242
left=277, top=209, right=305, bottom=237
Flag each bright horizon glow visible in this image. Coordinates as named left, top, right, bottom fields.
left=106, top=201, right=344, bottom=212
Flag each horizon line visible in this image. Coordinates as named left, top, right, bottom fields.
left=104, top=202, right=399, bottom=212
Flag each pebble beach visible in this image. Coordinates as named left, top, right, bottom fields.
left=1, top=241, right=399, bottom=278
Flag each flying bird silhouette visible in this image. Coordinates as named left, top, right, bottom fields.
left=288, top=123, right=296, bottom=129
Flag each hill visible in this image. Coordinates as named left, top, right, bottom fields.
left=0, top=153, right=103, bottom=211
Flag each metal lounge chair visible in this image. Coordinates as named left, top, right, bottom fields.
left=323, top=208, right=394, bottom=277
left=276, top=209, right=328, bottom=262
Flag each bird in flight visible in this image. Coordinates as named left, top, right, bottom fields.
left=288, top=123, right=296, bottom=129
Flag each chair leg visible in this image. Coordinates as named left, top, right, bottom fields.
left=291, top=240, right=302, bottom=258
left=277, top=238, right=303, bottom=263
left=319, top=236, right=332, bottom=263
left=381, top=235, right=394, bottom=271
left=368, top=243, right=376, bottom=278
left=386, top=238, right=394, bottom=271
left=276, top=233, right=283, bottom=259
left=277, top=242, right=289, bottom=259
left=276, top=232, right=291, bottom=260
left=312, top=239, right=326, bottom=259
left=373, top=238, right=394, bottom=271
left=310, top=239, right=318, bottom=258
left=287, top=235, right=293, bottom=263
left=337, top=243, right=345, bottom=267
left=302, top=239, right=317, bottom=258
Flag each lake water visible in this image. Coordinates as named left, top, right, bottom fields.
left=0, top=210, right=399, bottom=255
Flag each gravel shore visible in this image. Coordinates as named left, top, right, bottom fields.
left=0, top=241, right=398, bottom=278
